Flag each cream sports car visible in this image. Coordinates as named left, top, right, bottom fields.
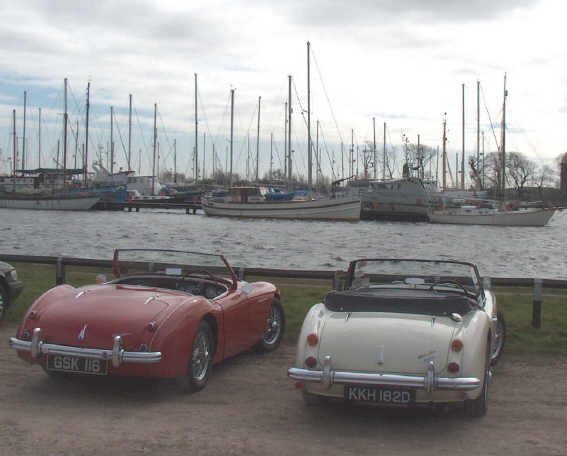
left=288, top=258, right=505, bottom=417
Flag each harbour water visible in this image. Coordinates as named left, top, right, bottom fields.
left=1, top=209, right=566, bottom=280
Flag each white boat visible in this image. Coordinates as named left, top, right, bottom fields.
left=202, top=187, right=360, bottom=221
left=0, top=192, right=100, bottom=211
left=428, top=206, right=556, bottom=227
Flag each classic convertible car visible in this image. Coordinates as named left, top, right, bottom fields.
left=10, top=249, right=285, bottom=392
left=1, top=260, right=23, bottom=322
left=288, top=258, right=505, bottom=417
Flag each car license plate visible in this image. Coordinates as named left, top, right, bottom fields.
left=47, top=355, right=108, bottom=375
left=345, top=385, right=415, bottom=405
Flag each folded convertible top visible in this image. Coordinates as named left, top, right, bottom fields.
left=324, top=287, right=475, bottom=315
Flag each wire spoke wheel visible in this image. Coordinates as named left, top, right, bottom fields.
left=263, top=303, right=282, bottom=345
left=191, top=331, right=211, bottom=382
left=255, top=297, right=285, bottom=353
left=491, top=311, right=506, bottom=365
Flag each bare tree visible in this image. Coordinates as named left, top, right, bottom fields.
left=506, top=151, right=535, bottom=197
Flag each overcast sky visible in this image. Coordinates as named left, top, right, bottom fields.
left=0, top=0, right=565, bottom=182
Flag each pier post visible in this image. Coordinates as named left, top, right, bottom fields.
left=532, top=278, right=542, bottom=329
left=238, top=267, right=245, bottom=281
left=56, top=257, right=66, bottom=285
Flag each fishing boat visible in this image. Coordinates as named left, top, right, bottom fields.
left=202, top=186, right=360, bottom=221
left=428, top=205, right=556, bottom=226
left=350, top=177, right=431, bottom=221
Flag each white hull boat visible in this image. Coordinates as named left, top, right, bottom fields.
left=428, top=207, right=556, bottom=227
left=0, top=193, right=100, bottom=211
left=203, top=188, right=360, bottom=221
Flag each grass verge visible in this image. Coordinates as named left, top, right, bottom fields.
left=4, top=262, right=566, bottom=355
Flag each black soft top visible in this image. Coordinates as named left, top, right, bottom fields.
left=324, top=287, right=475, bottom=316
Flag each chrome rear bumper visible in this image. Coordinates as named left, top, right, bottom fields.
left=9, top=328, right=162, bottom=368
left=288, top=355, right=480, bottom=392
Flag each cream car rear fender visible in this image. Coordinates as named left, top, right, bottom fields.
left=295, top=303, right=326, bottom=367
left=459, top=311, right=491, bottom=396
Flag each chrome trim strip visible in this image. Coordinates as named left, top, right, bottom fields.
left=9, top=333, right=161, bottom=366
left=288, top=367, right=480, bottom=391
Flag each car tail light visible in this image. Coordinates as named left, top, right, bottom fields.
left=307, top=333, right=318, bottom=346
left=451, top=339, right=463, bottom=352
left=448, top=362, right=460, bottom=373
left=305, top=356, right=317, bottom=368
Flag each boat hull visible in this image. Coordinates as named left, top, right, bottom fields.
left=0, top=194, right=100, bottom=211
left=428, top=208, right=556, bottom=227
left=202, top=196, right=361, bottom=221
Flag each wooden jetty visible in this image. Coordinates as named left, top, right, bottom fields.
left=93, top=200, right=201, bottom=214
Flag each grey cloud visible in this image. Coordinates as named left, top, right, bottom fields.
left=15, top=0, right=225, bottom=49
left=273, top=0, right=539, bottom=26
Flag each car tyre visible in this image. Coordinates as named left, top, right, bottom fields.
left=255, top=297, right=285, bottom=353
left=490, top=311, right=506, bottom=365
left=464, top=341, right=490, bottom=418
left=176, top=321, right=214, bottom=393
left=0, top=281, right=8, bottom=322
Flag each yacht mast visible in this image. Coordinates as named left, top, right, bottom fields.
left=442, top=113, right=447, bottom=192
left=307, top=41, right=312, bottom=191
left=38, top=107, right=41, bottom=170
left=229, top=88, right=234, bottom=187
left=195, top=73, right=198, bottom=181
left=84, top=82, right=90, bottom=185
left=22, top=91, right=26, bottom=172
left=12, top=109, right=16, bottom=190
left=372, top=117, right=376, bottom=179
left=152, top=103, right=157, bottom=195
left=63, top=78, right=68, bottom=189
left=110, top=106, right=114, bottom=174
left=461, top=83, right=465, bottom=189
left=256, top=96, right=261, bottom=182
left=128, top=94, right=132, bottom=171
left=501, top=73, right=507, bottom=194
left=287, top=76, right=292, bottom=185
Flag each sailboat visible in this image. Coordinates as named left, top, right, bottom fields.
left=0, top=80, right=100, bottom=211
left=202, top=43, right=361, bottom=222
left=428, top=75, right=556, bottom=227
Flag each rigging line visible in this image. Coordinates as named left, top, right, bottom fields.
left=318, top=123, right=337, bottom=180
left=157, top=110, right=174, bottom=161
left=112, top=109, right=130, bottom=165
left=133, top=106, right=151, bottom=173
left=480, top=85, right=500, bottom=151
left=310, top=46, right=344, bottom=146
left=197, top=89, right=217, bottom=151
left=234, top=102, right=258, bottom=177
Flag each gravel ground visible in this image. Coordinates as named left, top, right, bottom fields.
left=1, top=322, right=566, bottom=456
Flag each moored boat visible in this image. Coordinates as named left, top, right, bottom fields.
left=350, top=178, right=431, bottom=221
left=428, top=206, right=556, bottom=227
left=202, top=186, right=360, bottom=221
left=0, top=192, right=100, bottom=211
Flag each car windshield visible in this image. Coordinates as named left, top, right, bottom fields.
left=113, top=249, right=236, bottom=286
left=347, top=259, right=481, bottom=295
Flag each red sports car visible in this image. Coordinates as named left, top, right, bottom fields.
left=9, top=249, right=285, bottom=392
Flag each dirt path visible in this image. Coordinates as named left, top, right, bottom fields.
left=1, top=322, right=566, bottom=456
